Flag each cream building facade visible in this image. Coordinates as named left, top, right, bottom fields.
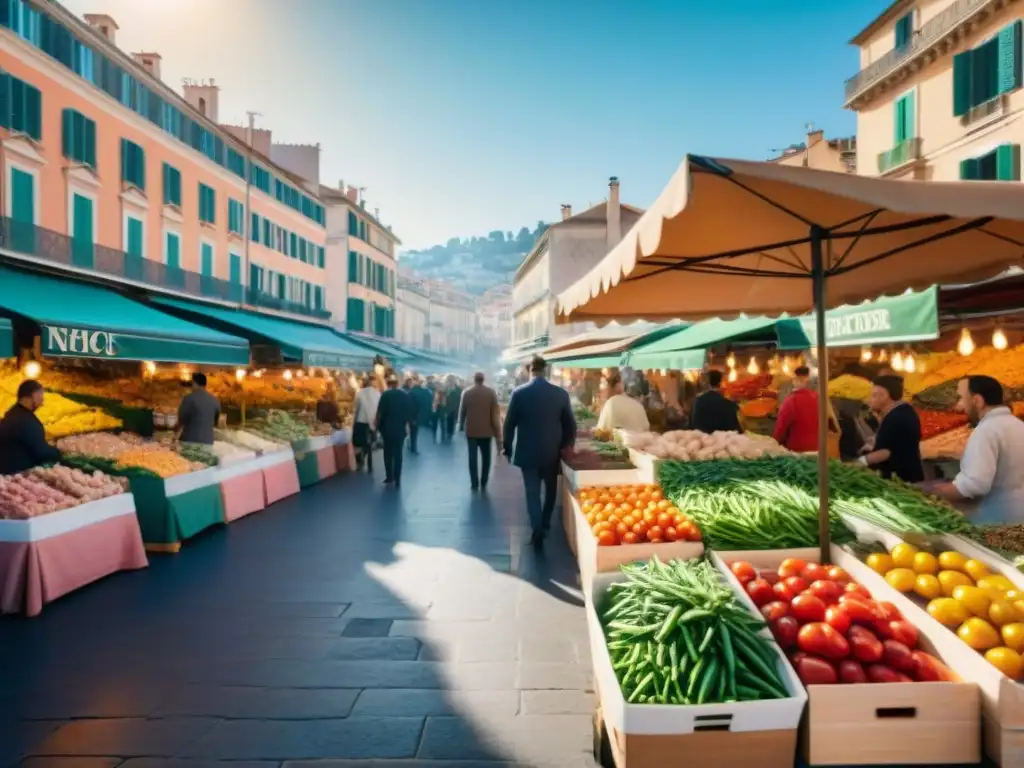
left=427, top=279, right=476, bottom=360
left=396, top=270, right=430, bottom=350
left=770, top=129, right=856, bottom=171
left=847, top=0, right=1024, bottom=181
left=477, top=284, right=512, bottom=363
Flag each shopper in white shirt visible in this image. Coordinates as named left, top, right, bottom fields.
left=352, top=375, right=382, bottom=473
left=596, top=373, right=650, bottom=434
left=930, top=375, right=1024, bottom=524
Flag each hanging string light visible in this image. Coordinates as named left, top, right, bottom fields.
left=22, top=361, right=41, bottom=380
left=892, top=351, right=904, bottom=372
left=727, top=368, right=738, bottom=382
left=904, top=353, right=917, bottom=373
left=781, top=357, right=791, bottom=375
left=235, top=369, right=247, bottom=382
left=726, top=352, right=736, bottom=370
left=283, top=369, right=294, bottom=381
left=958, top=328, right=975, bottom=357
left=747, top=356, right=760, bottom=375
left=142, top=361, right=157, bottom=377
left=878, top=349, right=888, bottom=363
left=861, top=347, right=873, bottom=363
left=993, top=327, right=1009, bottom=350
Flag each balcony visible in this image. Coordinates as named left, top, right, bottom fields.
left=0, top=217, right=330, bottom=321
left=877, top=137, right=923, bottom=175
left=246, top=288, right=331, bottom=321
left=845, top=0, right=995, bottom=105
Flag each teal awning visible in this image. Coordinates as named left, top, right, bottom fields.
left=775, top=287, right=939, bottom=349
left=0, top=318, right=12, bottom=358
left=623, top=317, right=781, bottom=370
left=547, top=324, right=687, bottom=365
left=0, top=268, right=249, bottom=365
left=342, top=333, right=414, bottom=363
left=554, top=354, right=626, bottom=369
left=153, top=297, right=371, bottom=369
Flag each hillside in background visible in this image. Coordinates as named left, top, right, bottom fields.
left=401, top=222, right=548, bottom=295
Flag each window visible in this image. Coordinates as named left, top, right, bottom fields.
left=317, top=246, right=325, bottom=269
left=348, top=251, right=358, bottom=281
left=314, top=286, right=323, bottom=310
left=162, top=163, right=181, bottom=207
left=0, top=72, right=42, bottom=140
left=60, top=109, right=96, bottom=168
left=894, top=13, right=912, bottom=49
left=201, top=241, right=214, bottom=276
left=198, top=183, right=216, bottom=224
left=228, top=198, right=244, bottom=235
left=348, top=211, right=359, bottom=236
left=226, top=147, right=245, bottom=178
left=347, top=297, right=365, bottom=332
left=165, top=230, right=181, bottom=269
left=289, top=232, right=298, bottom=258
left=954, top=21, right=1022, bottom=117
left=125, top=216, right=143, bottom=258
left=960, top=144, right=1020, bottom=180
left=251, top=212, right=261, bottom=244
left=229, top=252, right=242, bottom=284
left=120, top=138, right=145, bottom=189
left=893, top=90, right=915, bottom=144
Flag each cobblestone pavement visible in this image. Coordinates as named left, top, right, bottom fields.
left=0, top=436, right=597, bottom=768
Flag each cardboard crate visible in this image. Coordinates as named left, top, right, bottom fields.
left=562, top=461, right=641, bottom=490
left=587, top=565, right=806, bottom=768
left=713, top=546, right=982, bottom=766
left=627, top=448, right=663, bottom=485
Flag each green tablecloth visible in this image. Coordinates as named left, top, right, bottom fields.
left=130, top=476, right=224, bottom=550
left=295, top=452, right=320, bottom=488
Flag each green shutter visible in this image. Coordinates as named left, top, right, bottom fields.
left=166, top=232, right=181, bottom=269
left=11, top=167, right=34, bottom=224
left=230, top=253, right=241, bottom=284
left=0, top=72, right=10, bottom=129
left=24, top=83, right=40, bottom=140
left=895, top=14, right=911, bottom=48
left=126, top=218, right=143, bottom=258
left=998, top=20, right=1023, bottom=95
left=996, top=144, right=1021, bottom=180
left=201, top=242, right=213, bottom=276
left=960, top=158, right=981, bottom=180
left=84, top=117, right=95, bottom=168
left=61, top=108, right=72, bottom=158
left=954, top=50, right=973, bottom=116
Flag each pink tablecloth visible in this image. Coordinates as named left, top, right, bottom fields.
left=316, top=446, right=338, bottom=479
left=0, top=513, right=148, bottom=617
left=334, top=442, right=354, bottom=472
left=221, top=470, right=267, bottom=522
left=263, top=459, right=300, bottom=506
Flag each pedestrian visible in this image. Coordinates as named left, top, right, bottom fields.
left=445, top=378, right=462, bottom=440
left=432, top=385, right=447, bottom=442
left=176, top=372, right=220, bottom=446
left=502, top=356, right=577, bottom=549
left=458, top=371, right=501, bottom=491
left=859, top=374, right=924, bottom=483
left=352, top=374, right=381, bottom=473
left=408, top=377, right=433, bottom=454
left=773, top=366, right=840, bottom=454
left=690, top=369, right=742, bottom=434
left=376, top=374, right=413, bottom=487
left=596, top=372, right=650, bottom=433
left=0, top=379, right=61, bottom=475
left=315, top=382, right=342, bottom=430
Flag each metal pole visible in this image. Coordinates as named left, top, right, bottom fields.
left=810, top=225, right=831, bottom=564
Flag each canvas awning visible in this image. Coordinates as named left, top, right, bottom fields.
left=0, top=268, right=249, bottom=365
left=623, top=317, right=782, bottom=371
left=0, top=318, right=12, bottom=358
left=546, top=325, right=685, bottom=366
left=153, top=298, right=371, bottom=369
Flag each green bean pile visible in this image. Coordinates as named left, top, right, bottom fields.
left=601, top=557, right=790, bottom=705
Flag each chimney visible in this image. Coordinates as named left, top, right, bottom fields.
left=132, top=52, right=162, bottom=81
left=84, top=13, right=118, bottom=44
left=807, top=129, right=824, bottom=148
left=560, top=204, right=572, bottom=221
left=182, top=78, right=220, bottom=122
left=374, top=208, right=380, bottom=219
left=607, top=177, right=621, bottom=249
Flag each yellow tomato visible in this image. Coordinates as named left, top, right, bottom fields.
left=938, top=570, right=973, bottom=596
left=985, top=647, right=1024, bottom=679
left=964, top=559, right=991, bottom=582
left=978, top=575, right=1016, bottom=594
left=938, top=551, right=968, bottom=572
left=866, top=553, right=895, bottom=575
left=928, top=597, right=971, bottom=628
left=912, top=552, right=939, bottom=575
left=1005, top=590, right=1024, bottom=602
left=1003, top=623, right=1024, bottom=653
left=885, top=568, right=917, bottom=593
left=953, top=585, right=993, bottom=617
left=958, top=618, right=1002, bottom=651
left=990, top=600, right=1021, bottom=627
left=914, top=574, right=942, bottom=600
left=891, top=543, right=919, bottom=569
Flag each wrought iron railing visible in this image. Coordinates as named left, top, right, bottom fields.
left=877, top=137, right=923, bottom=174
left=844, top=0, right=993, bottom=102
left=0, top=217, right=330, bottom=320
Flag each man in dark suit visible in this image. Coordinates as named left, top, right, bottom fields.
left=408, top=377, right=433, bottom=455
left=502, top=356, right=577, bottom=549
left=375, top=375, right=413, bottom=488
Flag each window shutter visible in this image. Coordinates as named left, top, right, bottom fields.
left=998, top=20, right=1023, bottom=95
left=24, top=83, right=40, bottom=139
left=0, top=72, right=9, bottom=129
left=120, top=138, right=128, bottom=182
left=959, top=158, right=980, bottom=180
left=84, top=117, right=95, bottom=168
left=996, top=144, right=1021, bottom=180
left=953, top=50, right=973, bottom=116
left=61, top=108, right=72, bottom=158
left=251, top=212, right=260, bottom=243
left=903, top=92, right=915, bottom=143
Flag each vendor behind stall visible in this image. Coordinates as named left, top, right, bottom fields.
left=691, top=370, right=742, bottom=434
left=858, top=374, right=923, bottom=482
left=596, top=372, right=650, bottom=433
left=774, top=366, right=841, bottom=455
left=176, top=372, right=220, bottom=446
left=929, top=375, right=1024, bottom=523
left=0, top=379, right=61, bottom=474
left=316, top=382, right=342, bottom=430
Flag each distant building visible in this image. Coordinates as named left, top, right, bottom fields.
left=427, top=279, right=476, bottom=360
left=397, top=270, right=429, bottom=350
left=770, top=129, right=856, bottom=172
left=477, top=284, right=512, bottom=364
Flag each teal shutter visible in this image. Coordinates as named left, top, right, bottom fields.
left=230, top=253, right=241, bottom=283
left=960, top=158, right=981, bottom=180
left=953, top=50, right=973, bottom=116
left=24, top=83, right=40, bottom=140
left=998, top=20, right=1023, bottom=95
left=71, top=194, right=94, bottom=268
left=348, top=251, right=357, bottom=280
left=996, top=144, right=1021, bottom=180
left=895, top=14, right=911, bottom=48
left=201, top=242, right=214, bottom=275
left=10, top=167, right=34, bottom=253
left=61, top=108, right=72, bottom=158
left=904, top=91, right=915, bottom=142
left=166, top=232, right=181, bottom=269
left=251, top=213, right=260, bottom=243
left=84, top=117, right=95, bottom=168
left=126, top=218, right=143, bottom=258
left=0, top=72, right=10, bottom=129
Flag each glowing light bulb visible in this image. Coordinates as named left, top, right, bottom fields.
left=179, top=366, right=192, bottom=382
left=142, top=361, right=157, bottom=376
left=726, top=353, right=736, bottom=370
left=235, top=368, right=247, bottom=382
left=878, top=349, right=888, bottom=363
left=781, top=358, right=791, bottom=375
left=253, top=369, right=264, bottom=379
left=283, top=369, right=294, bottom=381
left=993, top=328, right=1008, bottom=350
left=904, top=353, right=916, bottom=373
left=861, top=347, right=872, bottom=363
left=892, top=351, right=904, bottom=372
left=958, top=328, right=975, bottom=357
left=727, top=368, right=738, bottom=382
left=747, top=356, right=759, bottom=375
left=22, top=361, right=41, bottom=380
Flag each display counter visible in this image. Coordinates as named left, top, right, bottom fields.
left=131, top=466, right=225, bottom=554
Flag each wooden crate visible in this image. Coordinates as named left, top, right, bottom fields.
left=713, top=547, right=982, bottom=766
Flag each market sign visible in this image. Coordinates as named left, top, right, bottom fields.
left=775, top=286, right=939, bottom=349
left=41, top=324, right=250, bottom=366
left=303, top=351, right=361, bottom=369
left=0, top=319, right=13, bottom=359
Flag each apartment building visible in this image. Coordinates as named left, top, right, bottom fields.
left=426, top=279, right=476, bottom=360
left=846, top=0, right=1024, bottom=181
left=770, top=129, right=857, bottom=172
left=0, top=3, right=329, bottom=320
left=477, top=283, right=512, bottom=363
left=396, top=270, right=429, bottom=350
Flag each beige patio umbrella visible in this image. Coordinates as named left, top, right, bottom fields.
left=558, top=155, right=1024, bottom=559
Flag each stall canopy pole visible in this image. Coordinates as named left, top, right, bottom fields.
left=811, top=224, right=831, bottom=564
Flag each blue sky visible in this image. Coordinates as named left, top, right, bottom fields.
left=65, top=0, right=884, bottom=251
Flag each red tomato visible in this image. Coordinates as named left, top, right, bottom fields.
left=844, top=582, right=872, bottom=599
left=866, top=664, right=907, bottom=683
left=847, top=625, right=884, bottom=663
left=746, top=578, right=776, bottom=607
left=797, top=622, right=850, bottom=661
left=791, top=594, right=827, bottom=623
left=778, top=558, right=808, bottom=579
left=838, top=659, right=867, bottom=684
left=775, top=576, right=809, bottom=602
left=872, top=620, right=894, bottom=640
left=794, top=654, right=838, bottom=685
left=731, top=561, right=757, bottom=585
left=761, top=570, right=780, bottom=585
left=760, top=601, right=790, bottom=622
left=875, top=601, right=903, bottom=622
left=800, top=563, right=829, bottom=583
left=790, top=650, right=808, bottom=665
left=882, top=640, right=916, bottom=674
left=911, top=651, right=957, bottom=683
left=828, top=566, right=852, bottom=583
left=838, top=596, right=879, bottom=624
left=808, top=580, right=842, bottom=604
left=824, top=604, right=852, bottom=634
left=886, top=620, right=919, bottom=648
left=771, top=616, right=800, bottom=649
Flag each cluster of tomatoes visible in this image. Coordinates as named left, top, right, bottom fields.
left=578, top=484, right=702, bottom=547
left=731, top=557, right=957, bottom=686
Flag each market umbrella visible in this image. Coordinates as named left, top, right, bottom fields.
left=557, top=154, right=1024, bottom=560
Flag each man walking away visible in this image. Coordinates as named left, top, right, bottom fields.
left=459, top=371, right=501, bottom=490
left=691, top=369, right=742, bottom=434
left=409, top=377, right=432, bottom=454
left=503, top=356, right=577, bottom=549
left=432, top=384, right=447, bottom=442
left=352, top=375, right=381, bottom=473
left=445, top=379, right=462, bottom=441
left=376, top=375, right=413, bottom=487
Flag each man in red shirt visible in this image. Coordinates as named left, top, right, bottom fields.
left=773, top=366, right=820, bottom=453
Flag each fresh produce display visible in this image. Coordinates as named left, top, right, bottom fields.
left=27, top=465, right=126, bottom=501
left=0, top=473, right=79, bottom=518
left=214, top=428, right=286, bottom=454
left=722, top=373, right=774, bottom=402
left=731, top=557, right=956, bottom=685
left=622, top=430, right=790, bottom=461
left=115, top=447, right=194, bottom=478
left=574, top=405, right=596, bottom=422
left=56, top=432, right=136, bottom=459
left=45, top=411, right=122, bottom=439
left=862, top=541, right=1024, bottom=679
left=913, top=380, right=960, bottom=411
left=917, top=409, right=968, bottom=440
left=174, top=442, right=219, bottom=467
left=208, top=440, right=258, bottom=465
left=600, top=557, right=791, bottom=704
left=828, top=375, right=872, bottom=402
left=0, top=373, right=123, bottom=439
left=739, top=397, right=777, bottom=419
left=246, top=409, right=310, bottom=443
left=564, top=438, right=632, bottom=470
left=963, top=524, right=1024, bottom=558
left=920, top=425, right=971, bottom=460
left=578, top=484, right=702, bottom=546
